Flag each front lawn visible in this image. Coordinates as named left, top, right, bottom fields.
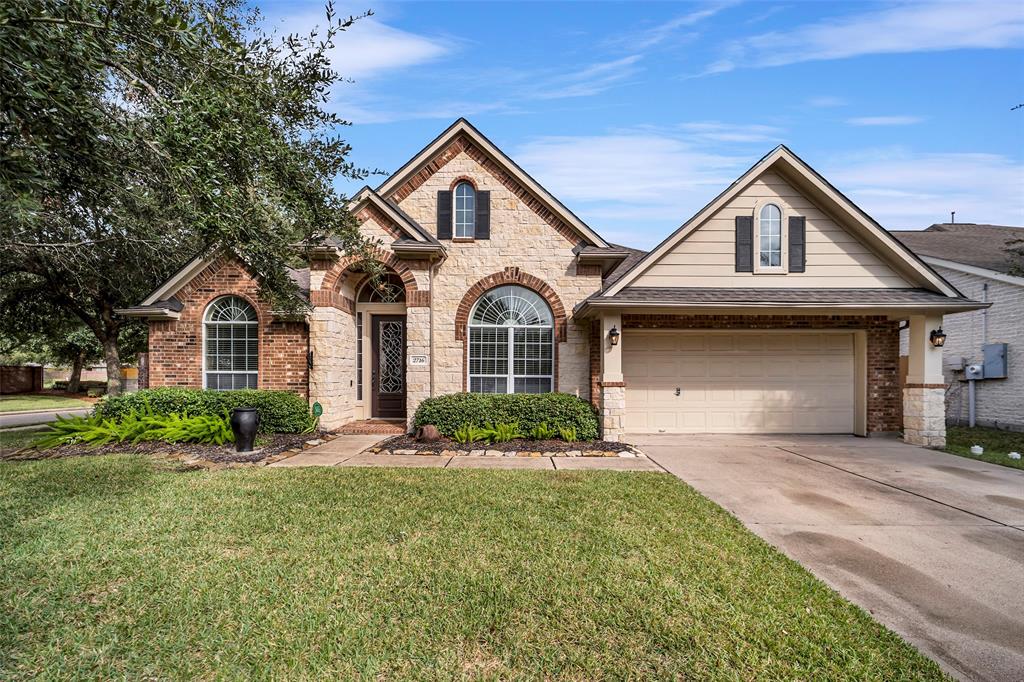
left=0, top=394, right=93, bottom=413
left=0, top=428, right=50, bottom=456
left=0, top=457, right=944, bottom=679
left=945, top=425, right=1024, bottom=470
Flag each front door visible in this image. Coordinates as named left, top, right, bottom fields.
left=371, top=315, right=407, bottom=418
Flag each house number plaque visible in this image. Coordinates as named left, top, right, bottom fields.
left=408, top=355, right=428, bottom=366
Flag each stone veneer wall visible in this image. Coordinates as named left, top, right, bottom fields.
left=903, top=386, right=946, bottom=447
left=619, top=314, right=902, bottom=433
left=307, top=221, right=433, bottom=429
left=392, top=150, right=603, bottom=399
left=147, top=258, right=309, bottom=396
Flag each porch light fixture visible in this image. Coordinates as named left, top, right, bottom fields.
left=608, top=326, right=620, bottom=346
left=929, top=328, right=947, bottom=348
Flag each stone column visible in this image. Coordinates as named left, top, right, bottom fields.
left=599, top=312, right=625, bottom=442
left=308, top=306, right=356, bottom=430
left=405, top=304, right=431, bottom=432
left=903, top=313, right=946, bottom=447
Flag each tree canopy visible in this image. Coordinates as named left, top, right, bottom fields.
left=0, top=0, right=366, bottom=393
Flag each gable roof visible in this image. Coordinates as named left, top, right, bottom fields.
left=891, top=223, right=1023, bottom=275
left=349, top=186, right=439, bottom=244
left=374, top=118, right=610, bottom=248
left=602, top=145, right=962, bottom=299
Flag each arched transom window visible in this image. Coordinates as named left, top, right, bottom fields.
left=204, top=296, right=258, bottom=390
left=759, top=203, right=783, bottom=268
left=454, top=181, right=475, bottom=238
left=468, top=285, right=554, bottom=394
left=357, top=273, right=406, bottom=303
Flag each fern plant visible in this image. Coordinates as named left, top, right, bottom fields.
left=32, top=410, right=235, bottom=449
left=490, top=422, right=524, bottom=443
left=453, top=423, right=476, bottom=444
left=558, top=426, right=578, bottom=443
left=529, top=422, right=557, bottom=440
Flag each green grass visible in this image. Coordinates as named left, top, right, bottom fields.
left=0, top=394, right=92, bottom=413
left=0, top=428, right=49, bottom=455
left=945, top=426, right=1024, bottom=470
left=0, top=457, right=945, bottom=680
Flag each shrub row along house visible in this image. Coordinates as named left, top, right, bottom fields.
left=118, top=119, right=985, bottom=446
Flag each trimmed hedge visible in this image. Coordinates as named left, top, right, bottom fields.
left=414, top=392, right=599, bottom=441
left=95, top=387, right=313, bottom=434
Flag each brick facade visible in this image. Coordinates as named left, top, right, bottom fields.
left=147, top=258, right=309, bottom=396
left=618, top=314, right=902, bottom=433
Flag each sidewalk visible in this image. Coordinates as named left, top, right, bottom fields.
left=270, top=435, right=664, bottom=472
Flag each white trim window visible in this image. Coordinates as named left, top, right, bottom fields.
left=454, top=181, right=475, bottom=238
left=203, top=296, right=258, bottom=390
left=758, top=203, right=784, bottom=269
left=468, top=285, right=554, bottom=394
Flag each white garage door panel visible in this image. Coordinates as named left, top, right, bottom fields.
left=624, top=331, right=855, bottom=434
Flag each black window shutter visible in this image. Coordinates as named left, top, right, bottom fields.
left=475, top=190, right=490, bottom=239
left=735, top=215, right=753, bottom=272
left=436, top=190, right=452, bottom=239
left=789, top=216, right=806, bottom=272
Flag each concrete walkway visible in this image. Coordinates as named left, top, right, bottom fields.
left=269, top=435, right=663, bottom=471
left=636, top=433, right=1024, bottom=682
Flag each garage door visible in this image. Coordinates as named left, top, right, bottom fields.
left=623, top=331, right=855, bottom=434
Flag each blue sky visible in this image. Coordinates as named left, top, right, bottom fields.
left=261, top=0, right=1024, bottom=249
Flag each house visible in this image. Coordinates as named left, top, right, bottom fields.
left=892, top=224, right=1023, bottom=430
left=117, top=119, right=985, bottom=447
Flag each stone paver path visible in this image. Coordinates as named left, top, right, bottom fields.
left=270, top=435, right=663, bottom=472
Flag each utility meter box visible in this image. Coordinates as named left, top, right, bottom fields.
left=965, top=363, right=984, bottom=380
left=982, top=342, right=1008, bottom=379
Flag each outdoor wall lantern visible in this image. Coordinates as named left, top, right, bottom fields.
left=608, top=326, right=620, bottom=346
left=929, top=328, right=947, bottom=348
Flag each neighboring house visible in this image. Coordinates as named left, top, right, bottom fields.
left=892, top=224, right=1024, bottom=431
left=118, top=119, right=984, bottom=446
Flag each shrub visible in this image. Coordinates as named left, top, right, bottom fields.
left=414, top=393, right=599, bottom=441
left=96, top=387, right=313, bottom=433
left=558, top=426, right=578, bottom=443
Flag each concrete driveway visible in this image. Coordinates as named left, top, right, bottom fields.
left=635, top=434, right=1024, bottom=682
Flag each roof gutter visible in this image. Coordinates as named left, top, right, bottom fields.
left=575, top=299, right=990, bottom=318
left=114, top=307, right=182, bottom=320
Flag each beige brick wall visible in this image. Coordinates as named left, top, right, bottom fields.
left=394, top=152, right=602, bottom=399
left=899, top=266, right=1023, bottom=430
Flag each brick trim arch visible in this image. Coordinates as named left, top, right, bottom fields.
left=455, top=267, right=567, bottom=342
left=449, top=175, right=478, bottom=191
left=314, top=248, right=428, bottom=309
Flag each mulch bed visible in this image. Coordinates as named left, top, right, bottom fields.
left=370, top=435, right=638, bottom=457
left=1, top=431, right=331, bottom=467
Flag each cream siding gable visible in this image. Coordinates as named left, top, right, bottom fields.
left=632, top=171, right=913, bottom=289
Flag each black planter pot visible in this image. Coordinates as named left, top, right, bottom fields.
left=230, top=407, right=260, bottom=452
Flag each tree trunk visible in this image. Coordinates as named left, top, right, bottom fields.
left=103, top=335, right=123, bottom=397
left=68, top=351, right=85, bottom=394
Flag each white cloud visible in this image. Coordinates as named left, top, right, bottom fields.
left=825, top=150, right=1024, bottom=229
left=846, top=116, right=924, bottom=126
left=531, top=55, right=643, bottom=100
left=270, top=10, right=450, bottom=80
left=514, top=131, right=1024, bottom=248
left=678, top=121, right=784, bottom=143
left=515, top=132, right=749, bottom=247
left=706, top=1, right=1024, bottom=73
left=610, top=1, right=741, bottom=49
